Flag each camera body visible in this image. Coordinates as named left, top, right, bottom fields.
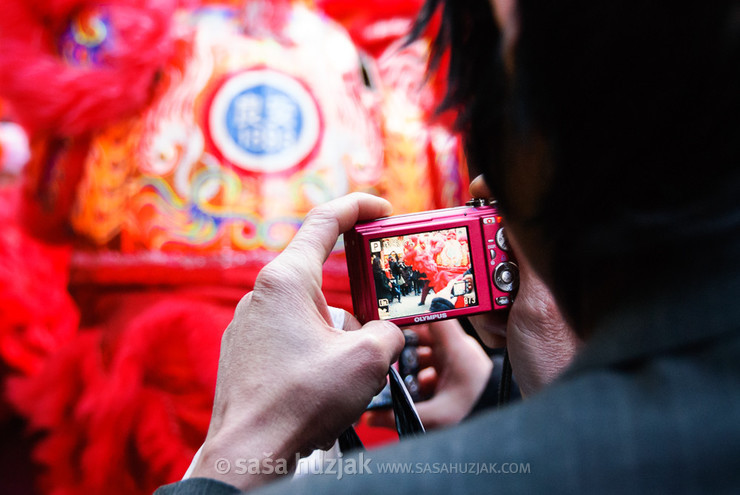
left=345, top=200, right=518, bottom=326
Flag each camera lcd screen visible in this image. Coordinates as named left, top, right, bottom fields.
left=369, top=227, right=478, bottom=320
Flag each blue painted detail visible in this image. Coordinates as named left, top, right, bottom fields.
left=224, top=85, right=303, bottom=156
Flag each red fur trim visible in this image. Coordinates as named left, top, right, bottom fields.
left=7, top=294, right=232, bottom=494
left=0, top=0, right=177, bottom=136
left=0, top=185, right=79, bottom=376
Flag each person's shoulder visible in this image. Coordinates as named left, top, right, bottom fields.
left=481, top=335, right=740, bottom=493
left=155, top=477, right=242, bottom=495
left=341, top=337, right=740, bottom=494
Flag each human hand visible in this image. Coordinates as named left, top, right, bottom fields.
left=469, top=176, right=581, bottom=397
left=190, top=193, right=405, bottom=490
left=365, top=319, right=493, bottom=429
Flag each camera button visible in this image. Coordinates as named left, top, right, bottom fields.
left=496, top=228, right=509, bottom=251
left=467, top=198, right=487, bottom=207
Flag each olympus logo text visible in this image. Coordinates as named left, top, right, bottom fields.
left=414, top=313, right=448, bottom=323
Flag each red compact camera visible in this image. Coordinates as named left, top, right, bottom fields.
left=345, top=199, right=518, bottom=326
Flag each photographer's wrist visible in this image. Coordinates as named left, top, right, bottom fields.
left=190, top=410, right=305, bottom=491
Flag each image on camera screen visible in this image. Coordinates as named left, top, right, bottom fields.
left=369, top=227, right=478, bottom=320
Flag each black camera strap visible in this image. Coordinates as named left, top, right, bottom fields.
left=457, top=316, right=514, bottom=407
left=497, top=347, right=513, bottom=406
left=338, top=424, right=365, bottom=452
left=388, top=365, right=426, bottom=437
left=338, top=365, right=426, bottom=453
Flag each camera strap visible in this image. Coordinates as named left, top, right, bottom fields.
left=497, top=348, right=513, bottom=406
left=338, top=366, right=426, bottom=453
left=388, top=365, right=426, bottom=437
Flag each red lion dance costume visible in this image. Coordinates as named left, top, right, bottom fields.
left=0, top=0, right=465, bottom=493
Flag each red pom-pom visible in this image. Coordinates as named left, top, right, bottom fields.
left=0, top=0, right=177, bottom=136
left=8, top=293, right=233, bottom=494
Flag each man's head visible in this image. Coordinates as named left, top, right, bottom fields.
left=416, top=0, right=740, bottom=335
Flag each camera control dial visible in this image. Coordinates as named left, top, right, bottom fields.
left=494, top=262, right=519, bottom=293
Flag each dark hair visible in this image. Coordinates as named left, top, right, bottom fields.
left=514, top=1, right=740, bottom=237
left=407, top=0, right=507, bottom=181
left=413, top=0, right=740, bottom=329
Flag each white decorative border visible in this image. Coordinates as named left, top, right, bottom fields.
left=208, top=69, right=320, bottom=173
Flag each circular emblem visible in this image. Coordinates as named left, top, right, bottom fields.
left=208, top=69, right=321, bottom=173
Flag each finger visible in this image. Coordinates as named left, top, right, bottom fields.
left=416, top=345, right=433, bottom=369
left=363, top=409, right=396, bottom=429
left=469, top=174, right=493, bottom=199
left=417, top=366, right=438, bottom=397
left=282, top=193, right=392, bottom=275
left=412, top=396, right=458, bottom=430
left=407, top=324, right=433, bottom=346
left=426, top=319, right=471, bottom=352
